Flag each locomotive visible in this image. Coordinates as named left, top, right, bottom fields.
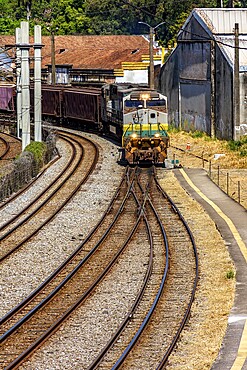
left=0, top=83, right=169, bottom=165
left=101, top=84, right=169, bottom=165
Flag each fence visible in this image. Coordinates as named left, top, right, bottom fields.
left=170, top=148, right=247, bottom=210
left=0, top=132, right=56, bottom=202
left=207, top=161, right=247, bottom=209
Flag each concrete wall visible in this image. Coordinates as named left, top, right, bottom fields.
left=116, top=69, right=148, bottom=84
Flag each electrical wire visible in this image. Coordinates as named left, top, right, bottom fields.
left=118, top=0, right=247, bottom=50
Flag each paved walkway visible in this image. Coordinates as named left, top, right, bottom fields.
left=174, top=168, right=247, bottom=370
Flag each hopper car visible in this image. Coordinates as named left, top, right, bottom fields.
left=0, top=84, right=15, bottom=113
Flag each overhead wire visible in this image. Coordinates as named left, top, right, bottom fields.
left=118, top=0, right=247, bottom=50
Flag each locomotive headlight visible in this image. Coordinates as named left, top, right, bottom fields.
left=132, top=133, right=137, bottom=138
left=140, top=93, right=150, bottom=100
left=154, top=133, right=160, bottom=137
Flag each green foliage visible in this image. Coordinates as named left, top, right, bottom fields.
left=228, top=136, right=247, bottom=157
left=0, top=0, right=246, bottom=41
left=24, top=141, right=47, bottom=164
left=167, top=125, right=180, bottom=134
left=190, top=130, right=205, bottom=138
left=226, top=270, right=235, bottom=279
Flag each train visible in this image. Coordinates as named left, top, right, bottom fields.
left=0, top=83, right=169, bottom=165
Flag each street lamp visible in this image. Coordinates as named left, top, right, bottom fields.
left=138, top=21, right=165, bottom=90
left=46, top=26, right=58, bottom=85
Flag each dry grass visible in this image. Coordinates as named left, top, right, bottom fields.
left=157, top=171, right=235, bottom=370
left=168, top=131, right=247, bottom=209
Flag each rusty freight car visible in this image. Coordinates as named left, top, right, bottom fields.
left=63, top=88, right=101, bottom=128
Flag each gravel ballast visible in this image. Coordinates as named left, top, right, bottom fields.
left=1, top=130, right=236, bottom=369
left=0, top=131, right=124, bottom=317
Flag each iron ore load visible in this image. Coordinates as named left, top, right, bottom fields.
left=0, top=83, right=169, bottom=165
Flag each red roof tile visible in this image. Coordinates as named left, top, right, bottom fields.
left=1, top=35, right=151, bottom=70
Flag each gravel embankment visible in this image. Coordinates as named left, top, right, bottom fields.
left=0, top=130, right=124, bottom=317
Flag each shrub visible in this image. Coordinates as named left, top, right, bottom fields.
left=167, top=125, right=180, bottom=134
left=190, top=130, right=205, bottom=138
left=228, top=136, right=247, bottom=157
left=226, top=270, right=235, bottom=279
left=24, top=141, right=47, bottom=165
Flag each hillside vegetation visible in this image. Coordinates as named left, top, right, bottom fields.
left=0, top=0, right=246, bottom=46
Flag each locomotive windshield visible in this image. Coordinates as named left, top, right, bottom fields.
left=147, top=100, right=167, bottom=108
left=125, top=100, right=144, bottom=108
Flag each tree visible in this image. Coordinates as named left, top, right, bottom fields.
left=0, top=0, right=246, bottom=39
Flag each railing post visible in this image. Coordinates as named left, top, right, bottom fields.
left=217, top=165, right=220, bottom=186
left=238, top=181, right=240, bottom=204
left=227, top=172, right=229, bottom=195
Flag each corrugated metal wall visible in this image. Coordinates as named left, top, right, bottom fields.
left=158, top=9, right=246, bottom=140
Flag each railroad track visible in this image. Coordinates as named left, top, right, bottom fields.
left=0, top=134, right=9, bottom=159
left=0, top=132, right=21, bottom=164
left=86, top=167, right=198, bottom=369
left=0, top=166, right=139, bottom=368
left=0, top=130, right=98, bottom=261
left=1, top=166, right=198, bottom=369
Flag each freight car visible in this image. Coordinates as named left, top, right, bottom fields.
left=0, top=84, right=15, bottom=113
left=30, top=85, right=63, bottom=120
left=63, top=88, right=101, bottom=129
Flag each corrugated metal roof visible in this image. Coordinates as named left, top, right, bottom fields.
left=194, top=8, right=247, bottom=34
left=216, top=35, right=247, bottom=70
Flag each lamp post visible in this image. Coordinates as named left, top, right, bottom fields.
left=138, top=21, right=165, bottom=89
left=51, top=30, right=56, bottom=85
left=46, top=26, right=57, bottom=85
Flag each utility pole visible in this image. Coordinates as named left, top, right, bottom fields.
left=20, top=21, right=31, bottom=151
left=51, top=30, right=56, bottom=85
left=217, top=0, right=223, bottom=7
left=15, top=27, right=22, bottom=139
left=149, top=27, right=154, bottom=90
left=34, top=25, right=42, bottom=142
left=234, top=23, right=240, bottom=140
left=138, top=21, right=165, bottom=90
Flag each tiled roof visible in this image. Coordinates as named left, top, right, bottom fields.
left=0, top=35, right=151, bottom=70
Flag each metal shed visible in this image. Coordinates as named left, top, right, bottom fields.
left=159, top=8, right=247, bottom=140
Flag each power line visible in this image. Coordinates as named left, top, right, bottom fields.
left=179, top=27, right=247, bottom=50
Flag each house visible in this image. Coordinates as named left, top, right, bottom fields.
left=0, top=34, right=163, bottom=87
left=159, top=8, right=247, bottom=140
